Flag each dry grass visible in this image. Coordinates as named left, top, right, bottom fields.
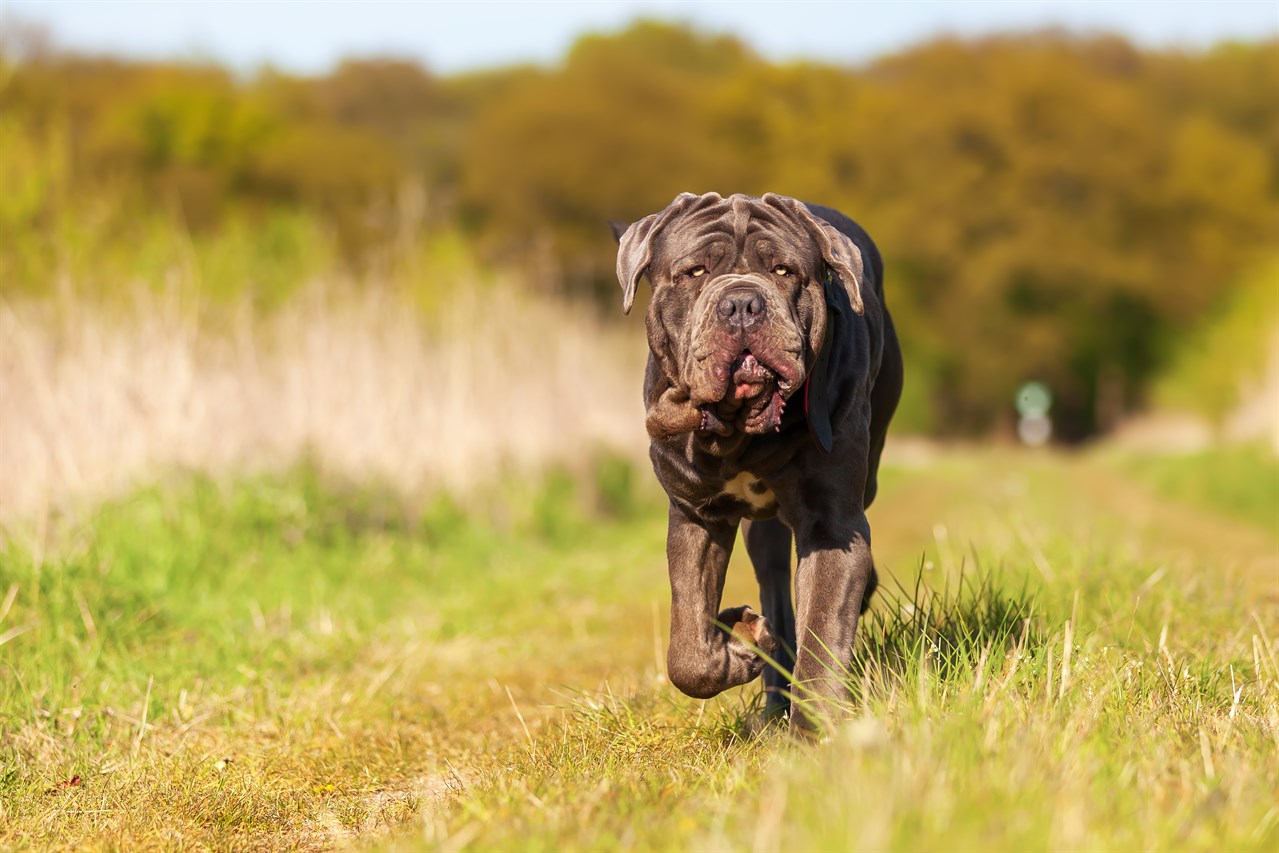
left=0, top=279, right=648, bottom=529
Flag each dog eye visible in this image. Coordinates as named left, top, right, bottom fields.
left=688, top=266, right=707, bottom=278
left=773, top=265, right=792, bottom=277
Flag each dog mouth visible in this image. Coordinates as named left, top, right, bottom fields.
left=698, top=349, right=789, bottom=436
left=731, top=351, right=772, bottom=400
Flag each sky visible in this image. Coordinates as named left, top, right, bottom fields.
left=2, top=0, right=1276, bottom=73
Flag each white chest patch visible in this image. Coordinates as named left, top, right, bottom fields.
left=721, top=472, right=776, bottom=510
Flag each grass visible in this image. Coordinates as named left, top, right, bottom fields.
left=2, top=449, right=1276, bottom=851
left=0, top=466, right=670, bottom=848
left=1108, top=445, right=1279, bottom=533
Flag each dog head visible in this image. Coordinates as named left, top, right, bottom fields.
left=616, top=192, right=864, bottom=437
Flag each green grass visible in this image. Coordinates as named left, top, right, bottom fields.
left=1110, top=445, right=1279, bottom=533
left=2, top=451, right=1277, bottom=850
left=0, top=466, right=671, bottom=848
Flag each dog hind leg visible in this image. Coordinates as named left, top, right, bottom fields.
left=743, top=517, right=797, bottom=720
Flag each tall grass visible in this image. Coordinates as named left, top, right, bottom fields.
left=0, top=277, right=647, bottom=529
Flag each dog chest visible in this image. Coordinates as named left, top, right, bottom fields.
left=718, top=471, right=777, bottom=512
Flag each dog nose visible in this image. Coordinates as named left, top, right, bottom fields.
left=716, top=289, right=766, bottom=326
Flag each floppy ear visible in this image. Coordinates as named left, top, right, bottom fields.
left=614, top=192, right=703, bottom=315
left=762, top=193, right=865, bottom=315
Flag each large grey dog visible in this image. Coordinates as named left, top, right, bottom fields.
left=613, top=192, right=903, bottom=731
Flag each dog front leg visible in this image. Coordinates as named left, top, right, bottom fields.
left=789, top=512, right=874, bottom=734
left=665, top=502, right=777, bottom=699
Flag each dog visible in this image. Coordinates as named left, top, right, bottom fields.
left=613, top=192, right=903, bottom=731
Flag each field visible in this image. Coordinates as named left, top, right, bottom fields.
left=2, top=443, right=1276, bottom=851
left=3, top=17, right=1277, bottom=850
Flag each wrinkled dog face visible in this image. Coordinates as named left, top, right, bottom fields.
left=617, top=192, right=864, bottom=438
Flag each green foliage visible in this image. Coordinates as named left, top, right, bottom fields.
left=1154, top=256, right=1279, bottom=423
left=457, top=22, right=763, bottom=273
left=591, top=451, right=640, bottom=519
left=2, top=22, right=1276, bottom=437
left=0, top=109, right=333, bottom=303
left=189, top=210, right=336, bottom=305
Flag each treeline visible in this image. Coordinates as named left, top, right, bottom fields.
left=2, top=21, right=1276, bottom=437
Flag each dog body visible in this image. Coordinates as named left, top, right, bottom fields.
left=615, top=192, right=903, bottom=729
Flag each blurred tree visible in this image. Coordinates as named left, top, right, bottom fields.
left=841, top=34, right=1277, bottom=436
left=2, top=21, right=1275, bottom=438
left=457, top=21, right=761, bottom=287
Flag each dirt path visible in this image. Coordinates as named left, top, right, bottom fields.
left=865, top=449, right=1277, bottom=608
left=1070, top=459, right=1278, bottom=600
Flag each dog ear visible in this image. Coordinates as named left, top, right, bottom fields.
left=608, top=220, right=629, bottom=243
left=614, top=192, right=706, bottom=315
left=763, top=193, right=865, bottom=315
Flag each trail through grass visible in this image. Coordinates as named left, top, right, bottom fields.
left=1107, top=445, right=1279, bottom=533
left=1, top=450, right=1276, bottom=850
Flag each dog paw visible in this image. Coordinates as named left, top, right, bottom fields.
left=722, top=606, right=778, bottom=657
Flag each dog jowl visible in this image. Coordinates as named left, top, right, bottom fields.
left=613, top=192, right=903, bottom=731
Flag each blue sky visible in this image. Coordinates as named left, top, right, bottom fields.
left=3, top=0, right=1276, bottom=73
